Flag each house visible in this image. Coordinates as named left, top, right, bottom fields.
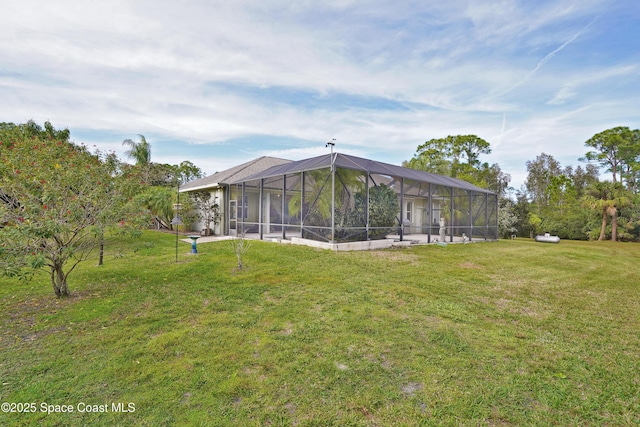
left=179, top=156, right=291, bottom=235
left=200, top=152, right=498, bottom=246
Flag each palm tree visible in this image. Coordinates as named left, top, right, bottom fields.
left=582, top=181, right=630, bottom=241
left=288, top=167, right=368, bottom=240
left=122, top=134, right=151, bottom=165
left=122, top=135, right=152, bottom=182
left=610, top=186, right=631, bottom=241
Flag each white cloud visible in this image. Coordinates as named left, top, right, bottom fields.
left=1, top=0, right=637, bottom=191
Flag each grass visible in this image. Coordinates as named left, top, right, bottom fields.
left=0, top=232, right=638, bottom=426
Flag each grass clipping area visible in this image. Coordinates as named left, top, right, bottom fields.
left=1, top=232, right=639, bottom=426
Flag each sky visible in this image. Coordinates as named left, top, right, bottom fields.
left=1, top=0, right=639, bottom=190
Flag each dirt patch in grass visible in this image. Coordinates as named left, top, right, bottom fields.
left=4, top=290, right=88, bottom=323
left=401, top=382, right=423, bottom=396
left=277, top=322, right=294, bottom=336
left=494, top=297, right=548, bottom=319
left=368, top=250, right=421, bottom=265
left=459, top=261, right=482, bottom=269
left=0, top=286, right=109, bottom=344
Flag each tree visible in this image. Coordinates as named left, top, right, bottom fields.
left=147, top=163, right=180, bottom=187
left=607, top=185, right=632, bottom=242
left=617, top=193, right=640, bottom=240
left=230, top=230, right=252, bottom=271
left=191, top=190, right=220, bottom=236
left=122, top=134, right=151, bottom=166
left=1, top=120, right=71, bottom=142
left=450, top=134, right=492, bottom=169
left=570, top=164, right=600, bottom=198
left=582, top=126, right=634, bottom=184
left=175, top=160, right=204, bottom=184
left=403, top=138, right=451, bottom=176
left=523, top=154, right=605, bottom=240
left=135, top=186, right=176, bottom=230
left=511, top=188, right=533, bottom=238
left=547, top=174, right=575, bottom=217
left=1, top=124, right=139, bottom=297
left=287, top=168, right=365, bottom=240
left=288, top=168, right=333, bottom=226
left=528, top=213, right=542, bottom=238
left=525, top=153, right=562, bottom=213
left=473, top=163, right=511, bottom=197
left=367, top=184, right=399, bottom=231
left=343, top=183, right=399, bottom=240
left=120, top=135, right=203, bottom=230
left=498, top=197, right=518, bottom=238
left=146, top=161, right=204, bottom=187
left=405, top=135, right=492, bottom=177
left=123, top=134, right=152, bottom=182
left=581, top=181, right=630, bottom=241
left=404, top=135, right=499, bottom=192
left=619, top=129, right=640, bottom=194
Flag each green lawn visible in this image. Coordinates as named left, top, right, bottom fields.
left=1, top=232, right=638, bottom=426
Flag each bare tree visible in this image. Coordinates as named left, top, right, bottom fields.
left=230, top=230, right=252, bottom=271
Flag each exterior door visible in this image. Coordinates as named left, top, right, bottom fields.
left=230, top=200, right=237, bottom=234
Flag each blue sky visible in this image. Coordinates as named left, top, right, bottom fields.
left=1, top=0, right=638, bottom=189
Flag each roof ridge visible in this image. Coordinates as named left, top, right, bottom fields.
left=180, top=156, right=292, bottom=191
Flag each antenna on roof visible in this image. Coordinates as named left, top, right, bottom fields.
left=326, top=138, right=337, bottom=166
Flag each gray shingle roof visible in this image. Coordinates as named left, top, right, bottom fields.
left=179, top=156, right=292, bottom=192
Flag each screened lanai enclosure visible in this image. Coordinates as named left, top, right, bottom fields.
left=227, top=153, right=498, bottom=245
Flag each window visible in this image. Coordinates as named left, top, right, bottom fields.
left=405, top=201, right=413, bottom=223
left=241, top=195, right=248, bottom=219
left=432, top=202, right=441, bottom=224
left=230, top=196, right=248, bottom=220
left=230, top=200, right=237, bottom=221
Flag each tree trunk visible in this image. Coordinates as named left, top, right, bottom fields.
left=611, top=208, right=618, bottom=242
left=51, top=262, right=70, bottom=298
left=598, top=211, right=607, bottom=241
left=98, top=239, right=104, bottom=266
